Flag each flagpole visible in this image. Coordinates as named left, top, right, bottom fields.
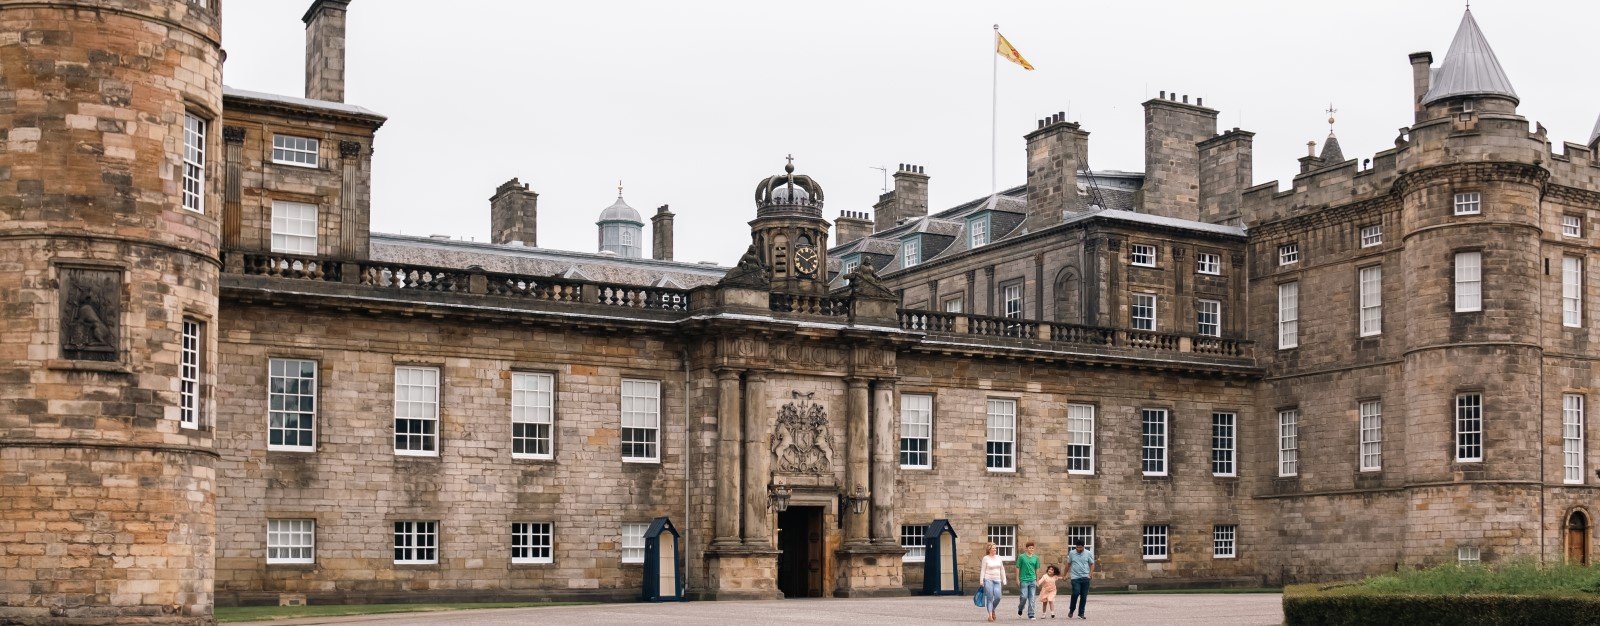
left=991, top=24, right=998, bottom=195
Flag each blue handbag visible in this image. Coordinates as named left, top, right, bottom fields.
left=973, top=586, right=986, bottom=607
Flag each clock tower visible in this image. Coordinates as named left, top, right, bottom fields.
left=751, top=156, right=831, bottom=294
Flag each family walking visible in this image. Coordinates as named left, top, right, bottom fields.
left=977, top=539, right=1094, bottom=621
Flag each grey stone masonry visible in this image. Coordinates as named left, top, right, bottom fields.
left=653, top=205, right=675, bottom=260
left=873, top=165, right=929, bottom=233
left=1024, top=112, right=1088, bottom=232
left=304, top=0, right=350, bottom=102
left=489, top=178, right=539, bottom=246
left=1141, top=93, right=1218, bottom=221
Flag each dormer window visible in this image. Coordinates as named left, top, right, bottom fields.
left=841, top=256, right=860, bottom=275
left=1454, top=192, right=1481, bottom=215
left=901, top=238, right=921, bottom=268
left=968, top=215, right=990, bottom=248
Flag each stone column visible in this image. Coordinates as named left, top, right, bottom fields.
left=712, top=368, right=743, bottom=548
left=844, top=377, right=871, bottom=545
left=741, top=371, right=772, bottom=547
left=870, top=379, right=897, bottom=545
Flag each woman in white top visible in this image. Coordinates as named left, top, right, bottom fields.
left=979, top=542, right=1006, bottom=622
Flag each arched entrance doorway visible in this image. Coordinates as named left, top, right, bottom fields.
left=1567, top=510, right=1590, bottom=565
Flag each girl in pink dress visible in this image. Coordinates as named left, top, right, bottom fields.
left=1038, top=565, right=1061, bottom=618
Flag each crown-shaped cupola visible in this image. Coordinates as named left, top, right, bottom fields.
left=749, top=156, right=831, bottom=294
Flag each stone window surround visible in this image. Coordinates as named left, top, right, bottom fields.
left=1211, top=411, right=1238, bottom=477
left=941, top=293, right=965, bottom=313
left=179, top=316, right=205, bottom=431
left=984, top=395, right=1020, bottom=473
left=1278, top=407, right=1300, bottom=478
left=181, top=110, right=207, bottom=214
left=510, top=369, right=557, bottom=462
left=393, top=363, right=443, bottom=458
left=1563, top=213, right=1584, bottom=238
left=1277, top=281, right=1299, bottom=350
left=621, top=522, right=649, bottom=564
left=267, top=356, right=318, bottom=453
left=392, top=520, right=440, bottom=566
left=271, top=133, right=321, bottom=168
left=264, top=513, right=325, bottom=569
left=269, top=200, right=319, bottom=256
left=1277, top=242, right=1299, bottom=266
left=1196, top=251, right=1222, bottom=275
left=1453, top=190, right=1482, bottom=216
left=266, top=519, right=315, bottom=565
left=1453, top=249, right=1484, bottom=313
left=1066, top=402, right=1096, bottom=476
left=998, top=279, right=1025, bottom=320
left=1358, top=264, right=1382, bottom=337
left=1131, top=292, right=1157, bottom=331
left=1196, top=298, right=1221, bottom=337
left=1454, top=390, right=1485, bottom=464
left=1129, top=243, right=1158, bottom=268
left=1140, top=407, right=1170, bottom=477
left=900, top=524, right=929, bottom=562
left=1141, top=523, right=1170, bottom=561
left=620, top=378, right=663, bottom=464
left=1563, top=255, right=1583, bottom=328
left=510, top=521, right=554, bottom=565
left=1359, top=398, right=1383, bottom=473
left=1066, top=524, right=1095, bottom=553
left=986, top=524, right=1018, bottom=561
left=1564, top=393, right=1585, bottom=485
left=1213, top=524, right=1237, bottom=559
left=899, top=392, right=934, bottom=470
left=1360, top=224, right=1383, bottom=247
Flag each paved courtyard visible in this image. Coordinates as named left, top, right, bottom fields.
left=235, top=593, right=1284, bottom=625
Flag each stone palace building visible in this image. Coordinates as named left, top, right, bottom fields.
left=2, top=1, right=1597, bottom=623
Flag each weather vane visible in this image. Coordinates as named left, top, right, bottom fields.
left=617, top=179, right=623, bottom=197
left=1326, top=103, right=1337, bottom=134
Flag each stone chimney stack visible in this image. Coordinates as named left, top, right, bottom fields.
left=1197, top=128, right=1254, bottom=224
left=872, top=164, right=929, bottom=232
left=1023, top=112, right=1090, bottom=232
left=1139, top=91, right=1218, bottom=221
left=652, top=205, right=675, bottom=261
left=304, top=0, right=351, bottom=102
left=834, top=210, right=874, bottom=245
left=489, top=178, right=538, bottom=246
left=1409, top=51, right=1434, bottom=123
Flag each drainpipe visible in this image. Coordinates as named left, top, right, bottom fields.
left=682, top=348, right=695, bottom=594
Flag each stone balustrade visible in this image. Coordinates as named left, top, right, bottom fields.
left=898, top=309, right=1255, bottom=361
left=769, top=291, right=851, bottom=317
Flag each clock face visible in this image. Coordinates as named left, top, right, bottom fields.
left=794, top=246, right=820, bottom=278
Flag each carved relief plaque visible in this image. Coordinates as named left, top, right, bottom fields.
left=59, top=267, right=121, bottom=362
left=772, top=391, right=835, bottom=476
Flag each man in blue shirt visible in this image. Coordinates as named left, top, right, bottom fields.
left=1065, top=539, right=1095, bottom=619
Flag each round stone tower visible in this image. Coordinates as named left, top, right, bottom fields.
left=0, top=1, right=223, bottom=623
left=1394, top=9, right=1547, bottom=565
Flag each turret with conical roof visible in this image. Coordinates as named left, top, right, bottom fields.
left=1421, top=9, right=1517, bottom=107
left=597, top=181, right=645, bottom=257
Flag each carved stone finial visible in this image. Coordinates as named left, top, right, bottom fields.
left=718, top=244, right=770, bottom=289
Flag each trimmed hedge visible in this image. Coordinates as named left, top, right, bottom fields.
left=1284, top=584, right=1600, bottom=625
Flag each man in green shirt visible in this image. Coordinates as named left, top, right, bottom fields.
left=1016, top=541, right=1040, bottom=619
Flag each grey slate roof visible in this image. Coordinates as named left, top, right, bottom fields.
left=369, top=233, right=726, bottom=288
left=222, top=86, right=386, bottom=119
left=1318, top=133, right=1345, bottom=164
left=1421, top=9, right=1518, bottom=106
left=1590, top=114, right=1600, bottom=144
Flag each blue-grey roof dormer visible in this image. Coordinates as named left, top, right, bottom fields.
left=1421, top=9, right=1518, bottom=106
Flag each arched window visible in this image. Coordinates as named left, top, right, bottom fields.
left=1054, top=267, right=1082, bottom=324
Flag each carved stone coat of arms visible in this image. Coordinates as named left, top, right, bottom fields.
left=771, top=391, right=834, bottom=475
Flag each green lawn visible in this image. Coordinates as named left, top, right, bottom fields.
left=214, top=601, right=592, bottom=623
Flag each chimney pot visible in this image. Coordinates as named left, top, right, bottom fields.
left=1160, top=90, right=1166, bottom=99
left=1182, top=95, right=1189, bottom=104
left=1197, top=97, right=1203, bottom=106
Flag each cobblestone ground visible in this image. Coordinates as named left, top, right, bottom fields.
left=234, top=593, right=1284, bottom=625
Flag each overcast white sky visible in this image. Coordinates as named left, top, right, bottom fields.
left=222, top=1, right=1600, bottom=266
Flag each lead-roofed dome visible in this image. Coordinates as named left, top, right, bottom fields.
left=597, top=195, right=643, bottom=225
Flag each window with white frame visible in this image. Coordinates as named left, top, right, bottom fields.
left=1360, top=401, right=1382, bottom=472
left=1455, top=251, right=1482, bottom=312
left=1141, top=408, right=1168, bottom=476
left=1359, top=266, right=1382, bottom=336
left=1360, top=224, right=1383, bottom=247
left=1278, top=243, right=1299, bottom=265
left=272, top=134, right=320, bottom=167
left=393, top=521, right=438, bottom=564
left=1563, top=215, right=1584, bottom=238
left=393, top=367, right=439, bottom=455
left=1132, top=293, right=1157, bottom=331
left=1213, top=524, right=1237, bottom=559
left=270, top=201, right=318, bottom=255
left=1458, top=545, right=1481, bottom=565
left=900, top=394, right=932, bottom=469
left=1212, top=412, right=1236, bottom=477
left=1066, top=525, right=1095, bottom=553
left=1196, top=299, right=1221, bottom=337
left=511, top=522, right=553, bottom=564
left=901, top=524, right=928, bottom=562
left=182, top=113, right=206, bottom=213
left=180, top=318, right=201, bottom=430
left=1001, top=283, right=1023, bottom=319
left=1197, top=252, right=1221, bottom=275
left=1067, top=403, right=1095, bottom=474
left=268, top=358, right=317, bottom=451
left=1130, top=244, right=1157, bottom=267
left=969, top=215, right=989, bottom=248
left=1564, top=256, right=1583, bottom=328
left=1456, top=393, right=1483, bottom=462
left=1278, top=409, right=1299, bottom=477
left=987, top=524, right=1017, bottom=561
left=986, top=399, right=1016, bottom=472
left=512, top=372, right=554, bottom=460
left=1278, top=282, right=1299, bottom=349
left=266, top=519, right=315, bottom=564
left=841, top=257, right=859, bottom=276
left=901, top=238, right=920, bottom=267
left=621, top=522, right=648, bottom=564
left=1453, top=191, right=1481, bottom=215
left=1142, top=525, right=1169, bottom=560
left=621, top=379, right=660, bottom=462
left=1564, top=394, right=1584, bottom=485
left=942, top=297, right=963, bottom=313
